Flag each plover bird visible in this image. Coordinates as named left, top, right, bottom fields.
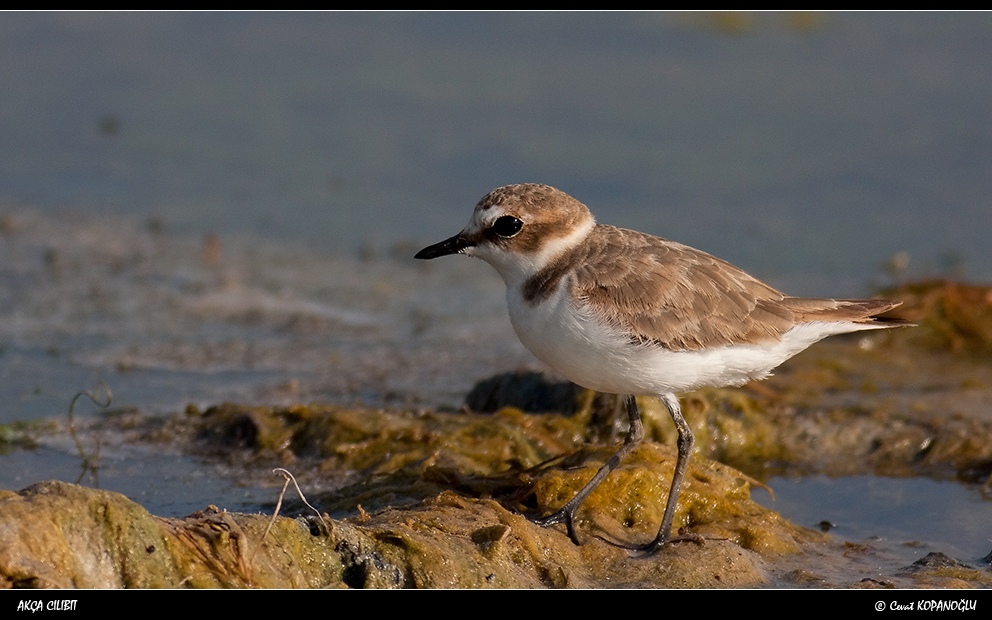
left=415, top=183, right=907, bottom=552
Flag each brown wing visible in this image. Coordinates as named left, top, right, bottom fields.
left=530, top=225, right=904, bottom=352
left=560, top=226, right=793, bottom=350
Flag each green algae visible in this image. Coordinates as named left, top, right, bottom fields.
left=0, top=481, right=771, bottom=588
left=0, top=420, right=51, bottom=454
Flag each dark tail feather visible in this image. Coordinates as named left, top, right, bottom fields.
left=783, top=298, right=914, bottom=327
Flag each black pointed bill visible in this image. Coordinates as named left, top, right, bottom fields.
left=414, top=233, right=474, bottom=260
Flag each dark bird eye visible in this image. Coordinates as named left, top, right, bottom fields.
left=491, top=216, right=523, bottom=238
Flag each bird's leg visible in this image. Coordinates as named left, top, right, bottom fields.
left=639, top=391, right=694, bottom=552
left=533, top=394, right=644, bottom=545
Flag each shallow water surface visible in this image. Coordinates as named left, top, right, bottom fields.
left=757, top=475, right=992, bottom=570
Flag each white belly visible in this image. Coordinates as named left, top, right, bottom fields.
left=506, top=282, right=861, bottom=396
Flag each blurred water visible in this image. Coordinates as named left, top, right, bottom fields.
left=1, top=13, right=989, bottom=290
left=0, top=208, right=528, bottom=418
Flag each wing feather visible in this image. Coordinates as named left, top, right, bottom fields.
left=533, top=225, right=903, bottom=351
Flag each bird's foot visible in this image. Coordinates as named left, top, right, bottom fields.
left=531, top=507, right=582, bottom=545
left=608, top=529, right=708, bottom=556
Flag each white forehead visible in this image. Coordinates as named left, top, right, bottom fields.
left=467, top=202, right=506, bottom=232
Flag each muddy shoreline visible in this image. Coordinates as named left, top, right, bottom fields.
left=2, top=280, right=992, bottom=588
